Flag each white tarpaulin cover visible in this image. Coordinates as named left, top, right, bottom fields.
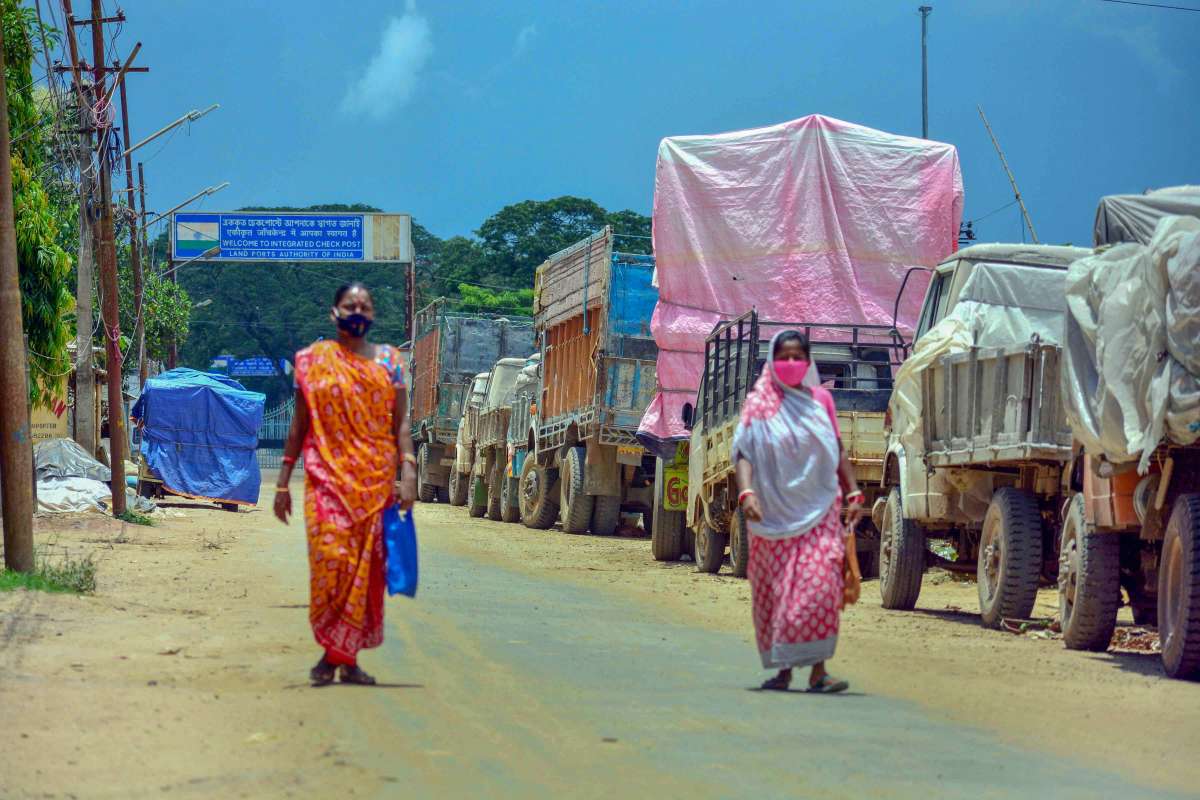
left=637, top=115, right=963, bottom=452
left=36, top=477, right=111, bottom=513
left=1063, top=216, right=1200, bottom=472
left=889, top=261, right=1070, bottom=459
left=1093, top=186, right=1200, bottom=247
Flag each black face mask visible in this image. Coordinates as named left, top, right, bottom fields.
left=335, top=312, right=373, bottom=338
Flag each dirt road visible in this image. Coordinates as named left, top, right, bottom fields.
left=2, top=476, right=1197, bottom=799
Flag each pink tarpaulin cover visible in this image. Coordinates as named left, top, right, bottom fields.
left=637, top=115, right=964, bottom=451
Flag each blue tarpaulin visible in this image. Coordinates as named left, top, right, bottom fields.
left=131, top=368, right=265, bottom=505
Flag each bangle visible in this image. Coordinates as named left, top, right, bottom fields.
left=845, top=490, right=865, bottom=504
left=401, top=453, right=417, bottom=466
left=281, top=455, right=297, bottom=466
left=275, top=486, right=290, bottom=493
left=738, top=489, right=756, bottom=506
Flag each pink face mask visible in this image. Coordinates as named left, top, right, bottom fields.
left=774, top=359, right=810, bottom=387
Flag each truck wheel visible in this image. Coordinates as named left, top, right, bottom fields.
left=448, top=470, right=468, bottom=507
left=436, top=484, right=450, bottom=504
left=977, top=487, right=1043, bottom=629
left=694, top=521, right=728, bottom=574
left=468, top=475, right=488, bottom=518
left=729, top=509, right=750, bottom=578
left=519, top=457, right=559, bottom=530
left=591, top=495, right=621, bottom=536
left=1058, top=494, right=1120, bottom=651
left=879, top=487, right=925, bottom=610
left=500, top=473, right=521, bottom=523
left=651, top=502, right=684, bottom=561
left=417, top=444, right=437, bottom=504
left=1159, top=494, right=1200, bottom=680
left=560, top=446, right=594, bottom=533
left=486, top=459, right=504, bottom=521
left=855, top=520, right=881, bottom=580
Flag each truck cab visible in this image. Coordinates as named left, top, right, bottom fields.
left=449, top=372, right=492, bottom=505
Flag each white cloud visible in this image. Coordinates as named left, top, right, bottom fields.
left=341, top=1, right=434, bottom=120
left=514, top=23, right=538, bottom=57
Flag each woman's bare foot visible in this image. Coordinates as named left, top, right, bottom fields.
left=760, top=668, right=792, bottom=691
left=310, top=656, right=335, bottom=687
left=338, top=664, right=377, bottom=685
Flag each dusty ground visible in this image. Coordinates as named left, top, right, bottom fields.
left=1, top=476, right=1197, bottom=798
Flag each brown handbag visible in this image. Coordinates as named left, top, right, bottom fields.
left=842, top=529, right=862, bottom=608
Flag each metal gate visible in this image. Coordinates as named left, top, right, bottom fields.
left=257, top=396, right=296, bottom=470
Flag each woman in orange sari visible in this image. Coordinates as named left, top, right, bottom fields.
left=274, top=282, right=417, bottom=686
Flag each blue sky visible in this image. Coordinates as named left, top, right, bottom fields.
left=107, top=0, right=1198, bottom=247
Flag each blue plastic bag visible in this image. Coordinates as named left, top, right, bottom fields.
left=383, top=505, right=418, bottom=598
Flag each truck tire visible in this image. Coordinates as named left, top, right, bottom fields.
left=417, top=444, right=437, bottom=504
left=879, top=487, right=925, bottom=610
left=500, top=472, right=521, bottom=523
left=519, top=457, right=559, bottom=530
left=651, top=501, right=684, bottom=561
left=694, top=520, right=728, bottom=574
left=977, top=487, right=1043, bottom=629
left=855, top=520, right=881, bottom=580
left=591, top=495, right=621, bottom=536
left=729, top=509, right=750, bottom=578
left=560, top=446, right=594, bottom=533
left=1159, top=494, right=1200, bottom=681
left=436, top=484, right=450, bottom=504
left=448, top=469, right=468, bottom=507
left=486, top=459, right=504, bottom=521
left=1058, top=494, right=1121, bottom=651
left=468, top=474, right=488, bottom=518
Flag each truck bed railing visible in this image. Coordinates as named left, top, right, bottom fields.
left=699, top=311, right=907, bottom=430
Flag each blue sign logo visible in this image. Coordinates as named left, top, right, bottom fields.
left=174, top=211, right=365, bottom=262
left=228, top=357, right=280, bottom=378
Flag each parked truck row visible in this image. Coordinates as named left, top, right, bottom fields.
left=407, top=114, right=1200, bottom=682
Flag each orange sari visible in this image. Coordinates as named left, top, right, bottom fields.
left=294, top=340, right=403, bottom=664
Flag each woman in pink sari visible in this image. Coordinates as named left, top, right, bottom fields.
left=733, top=330, right=864, bottom=693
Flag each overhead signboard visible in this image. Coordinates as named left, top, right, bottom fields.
left=227, top=356, right=281, bottom=378
left=171, top=211, right=412, bottom=263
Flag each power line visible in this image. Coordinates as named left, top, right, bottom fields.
left=1099, top=0, right=1200, bottom=10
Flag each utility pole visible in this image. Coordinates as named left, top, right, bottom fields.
left=919, top=5, right=932, bottom=139
left=115, top=62, right=149, bottom=391
left=977, top=105, right=1039, bottom=244
left=0, top=23, right=35, bottom=572
left=74, top=88, right=97, bottom=456
left=88, top=0, right=126, bottom=514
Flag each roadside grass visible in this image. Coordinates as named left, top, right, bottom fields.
left=0, top=540, right=98, bottom=594
left=117, top=509, right=154, bottom=526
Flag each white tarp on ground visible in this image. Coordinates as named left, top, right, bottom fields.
left=889, top=262, right=1070, bottom=454
left=34, top=438, right=110, bottom=482
left=1063, top=216, right=1200, bottom=472
left=36, top=477, right=111, bottom=513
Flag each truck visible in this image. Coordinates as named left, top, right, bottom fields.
left=516, top=227, right=659, bottom=535
left=409, top=299, right=534, bottom=504
left=876, top=243, right=1091, bottom=626
left=501, top=354, right=541, bottom=524
left=457, top=357, right=528, bottom=519
left=671, top=310, right=904, bottom=576
left=1056, top=204, right=1200, bottom=680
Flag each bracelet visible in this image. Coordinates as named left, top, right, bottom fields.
left=401, top=452, right=418, bottom=466
left=275, top=486, right=290, bottom=493
left=738, top=489, right=756, bottom=506
left=281, top=455, right=297, bottom=466
left=845, top=490, right=865, bottom=504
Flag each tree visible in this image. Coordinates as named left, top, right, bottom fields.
left=455, top=283, right=533, bottom=317
left=476, top=196, right=609, bottom=287
left=4, top=1, right=75, bottom=408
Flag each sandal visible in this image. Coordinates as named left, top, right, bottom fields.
left=338, top=665, right=377, bottom=686
left=760, top=672, right=792, bottom=692
left=806, top=675, right=849, bottom=694
left=310, top=658, right=336, bottom=687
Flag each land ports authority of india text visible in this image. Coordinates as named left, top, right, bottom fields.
left=220, top=215, right=365, bottom=260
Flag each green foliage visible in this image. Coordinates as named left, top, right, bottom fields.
left=116, top=254, right=190, bottom=366
left=0, top=546, right=97, bottom=594
left=455, top=283, right=534, bottom=317
left=4, top=0, right=75, bottom=408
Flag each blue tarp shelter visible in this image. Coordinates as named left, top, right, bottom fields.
left=131, top=368, right=265, bottom=505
